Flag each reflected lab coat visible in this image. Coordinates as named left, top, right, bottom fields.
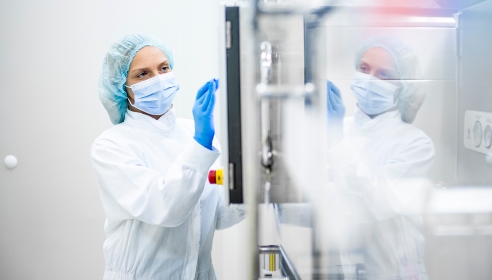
left=327, top=108, right=435, bottom=279
left=91, top=109, right=244, bottom=280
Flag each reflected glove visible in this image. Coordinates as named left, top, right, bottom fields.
left=193, top=79, right=219, bottom=150
left=327, top=80, right=345, bottom=147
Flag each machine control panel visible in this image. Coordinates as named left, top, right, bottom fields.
left=464, top=110, right=492, bottom=154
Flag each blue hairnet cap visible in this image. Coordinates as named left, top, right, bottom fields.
left=354, top=36, right=424, bottom=123
left=99, top=34, right=174, bottom=124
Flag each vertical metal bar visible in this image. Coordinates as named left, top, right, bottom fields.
left=305, top=12, right=330, bottom=280
left=245, top=2, right=260, bottom=278
left=226, top=7, right=244, bottom=203
left=455, top=12, right=462, bottom=183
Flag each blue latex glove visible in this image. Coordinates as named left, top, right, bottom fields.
left=327, top=80, right=345, bottom=121
left=327, top=80, right=345, bottom=146
left=193, top=79, right=219, bottom=150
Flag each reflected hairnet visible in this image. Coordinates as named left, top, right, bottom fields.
left=354, top=36, right=424, bottom=123
left=99, top=34, right=174, bottom=124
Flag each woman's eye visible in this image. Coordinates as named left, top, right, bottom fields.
left=379, top=73, right=389, bottom=79
left=359, top=65, right=368, bottom=73
left=161, top=66, right=170, bottom=72
left=136, top=71, right=148, bottom=79
left=379, top=71, right=396, bottom=80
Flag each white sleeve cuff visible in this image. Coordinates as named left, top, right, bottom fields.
left=179, top=139, right=220, bottom=176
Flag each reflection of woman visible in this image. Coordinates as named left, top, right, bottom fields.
left=327, top=36, right=435, bottom=279
left=91, top=34, right=244, bottom=279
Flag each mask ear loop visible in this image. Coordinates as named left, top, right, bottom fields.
left=385, top=78, right=402, bottom=114
left=127, top=99, right=137, bottom=108
left=391, top=80, right=403, bottom=104
left=124, top=84, right=137, bottom=107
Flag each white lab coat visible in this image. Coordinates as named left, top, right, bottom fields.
left=91, top=108, right=245, bottom=280
left=327, top=108, right=434, bottom=280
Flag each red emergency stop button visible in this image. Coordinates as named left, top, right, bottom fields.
left=208, top=170, right=216, bottom=184
left=208, top=169, right=223, bottom=185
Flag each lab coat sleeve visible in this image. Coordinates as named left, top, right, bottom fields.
left=328, top=135, right=434, bottom=222
left=215, top=193, right=246, bottom=230
left=91, top=137, right=219, bottom=227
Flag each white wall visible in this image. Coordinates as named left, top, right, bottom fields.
left=0, top=0, right=243, bottom=279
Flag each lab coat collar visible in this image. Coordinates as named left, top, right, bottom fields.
left=124, top=107, right=176, bottom=135
left=353, top=107, right=401, bottom=132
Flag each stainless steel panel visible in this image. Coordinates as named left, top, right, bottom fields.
left=255, top=14, right=306, bottom=203
left=457, top=0, right=492, bottom=185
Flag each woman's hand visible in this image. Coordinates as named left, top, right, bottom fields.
left=327, top=80, right=345, bottom=147
left=193, top=79, right=219, bottom=150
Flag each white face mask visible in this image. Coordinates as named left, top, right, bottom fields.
left=350, top=71, right=400, bottom=115
left=125, top=72, right=179, bottom=115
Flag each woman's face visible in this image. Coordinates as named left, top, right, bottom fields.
left=358, top=47, right=398, bottom=81
left=125, top=46, right=171, bottom=104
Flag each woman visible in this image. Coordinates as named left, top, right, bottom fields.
left=91, top=34, right=244, bottom=280
left=326, top=36, right=435, bottom=279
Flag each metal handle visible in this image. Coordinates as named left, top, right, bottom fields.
left=260, top=41, right=272, bottom=84
left=260, top=41, right=274, bottom=169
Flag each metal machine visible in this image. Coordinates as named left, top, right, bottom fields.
left=216, top=0, right=492, bottom=279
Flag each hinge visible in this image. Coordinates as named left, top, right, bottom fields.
left=226, top=21, right=232, bottom=49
